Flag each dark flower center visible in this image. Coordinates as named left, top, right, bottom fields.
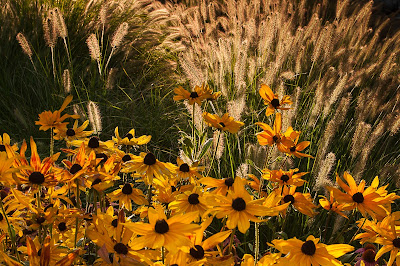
left=362, top=249, right=376, bottom=263
left=224, top=177, right=234, bottom=187
left=143, top=153, right=156, bottom=165
left=66, top=128, right=76, bottom=136
left=270, top=98, right=280, bottom=108
left=190, top=245, right=205, bottom=259
left=290, top=146, right=296, bottom=152
left=232, top=197, right=246, bottom=211
left=69, top=164, right=82, bottom=174
left=219, top=122, right=226, bottom=128
left=125, top=133, right=133, bottom=140
left=179, top=163, right=190, bottom=172
left=113, top=243, right=128, bottom=255
left=36, top=217, right=46, bottom=224
left=272, top=135, right=279, bottom=143
left=280, top=175, right=290, bottom=182
left=393, top=238, right=400, bottom=248
left=88, top=137, right=100, bottom=148
left=0, top=145, right=5, bottom=152
left=92, top=178, right=102, bottom=186
left=111, top=219, right=118, bottom=227
left=301, top=240, right=316, bottom=256
left=122, top=184, right=133, bottom=195
left=190, top=92, right=199, bottom=98
left=283, top=194, right=295, bottom=204
left=0, top=213, right=3, bottom=221
left=96, top=153, right=108, bottom=163
left=171, top=186, right=177, bottom=192
left=58, top=222, right=67, bottom=232
left=29, top=172, right=45, bottom=185
left=154, top=219, right=169, bottom=234
left=122, top=154, right=131, bottom=162
left=188, top=193, right=200, bottom=205
left=364, top=244, right=376, bottom=251
left=352, top=192, right=364, bottom=203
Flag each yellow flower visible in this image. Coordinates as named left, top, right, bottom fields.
left=174, top=83, right=220, bottom=105
left=256, top=113, right=290, bottom=153
left=112, top=127, right=151, bottom=146
left=319, top=190, right=349, bottom=218
left=207, top=177, right=283, bottom=233
left=0, top=133, right=18, bottom=154
left=271, top=235, right=354, bottom=266
left=35, top=95, right=79, bottom=131
left=109, top=183, right=148, bottom=211
left=281, top=128, right=313, bottom=158
left=54, top=120, right=93, bottom=142
left=15, top=137, right=60, bottom=191
left=122, top=152, right=174, bottom=185
left=169, top=187, right=208, bottom=219
left=0, top=151, right=18, bottom=186
left=259, top=84, right=292, bottom=116
left=199, top=176, right=235, bottom=195
left=174, top=157, right=204, bottom=183
left=327, top=172, right=398, bottom=220
left=274, top=185, right=318, bottom=217
left=203, top=112, right=244, bottom=133
left=122, top=205, right=200, bottom=252
left=262, top=168, right=308, bottom=187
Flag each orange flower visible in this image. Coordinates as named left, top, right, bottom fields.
left=259, top=84, right=292, bottom=116
left=35, top=95, right=79, bottom=131
left=203, top=112, right=244, bottom=134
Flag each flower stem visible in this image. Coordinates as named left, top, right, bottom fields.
left=228, top=228, right=236, bottom=254
left=50, top=127, right=54, bottom=156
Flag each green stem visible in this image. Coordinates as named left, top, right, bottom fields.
left=226, top=134, right=235, bottom=179
left=254, top=222, right=260, bottom=264
left=206, top=131, right=221, bottom=177
left=0, top=200, right=20, bottom=262
left=228, top=228, right=236, bottom=254
left=147, top=185, right=152, bottom=207
left=50, top=127, right=54, bottom=157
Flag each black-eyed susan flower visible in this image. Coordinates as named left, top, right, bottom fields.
left=122, top=205, right=200, bottom=252
left=60, top=143, right=93, bottom=184
left=35, top=95, right=79, bottom=131
left=174, top=83, right=220, bottom=105
left=203, top=112, right=244, bottom=134
left=15, top=137, right=60, bottom=191
left=271, top=235, right=354, bottom=266
left=0, top=152, right=18, bottom=186
left=174, top=157, right=204, bottom=183
left=54, top=120, right=92, bottom=142
left=199, top=176, right=235, bottom=195
left=169, top=187, right=208, bottom=219
left=262, top=168, right=308, bottom=187
left=319, top=190, right=349, bottom=218
left=122, top=152, right=174, bottom=185
left=86, top=211, right=153, bottom=265
left=0, top=133, right=18, bottom=154
left=255, top=113, right=289, bottom=152
left=109, top=183, right=148, bottom=211
left=259, top=84, right=292, bottom=116
left=274, top=185, right=318, bottom=217
left=281, top=129, right=313, bottom=158
left=328, top=172, right=398, bottom=220
left=69, top=136, right=114, bottom=156
left=112, top=127, right=151, bottom=146
left=207, top=177, right=283, bottom=233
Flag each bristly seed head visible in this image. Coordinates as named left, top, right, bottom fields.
left=280, top=174, right=290, bottom=182
left=283, top=194, right=295, bottom=204
left=393, top=238, right=400, bottom=248
left=301, top=240, right=316, bottom=256
left=29, top=172, right=45, bottom=185
left=179, top=163, right=190, bottom=172
left=190, top=92, right=199, bottom=98
left=188, top=193, right=200, bottom=205
left=352, top=192, right=364, bottom=203
left=111, top=219, right=118, bottom=227
left=224, top=177, right=234, bottom=187
left=88, top=137, right=100, bottom=148
left=270, top=98, right=280, bottom=108
left=69, top=164, right=82, bottom=175
left=121, top=184, right=133, bottom=195
left=232, top=197, right=246, bottom=211
left=58, top=222, right=67, bottom=232
left=66, top=128, right=75, bottom=136
left=189, top=245, right=205, bottom=259
left=143, top=153, right=156, bottom=165
left=154, top=219, right=169, bottom=234
left=122, top=154, right=131, bottom=162
left=113, top=243, right=128, bottom=255
left=125, top=133, right=133, bottom=140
